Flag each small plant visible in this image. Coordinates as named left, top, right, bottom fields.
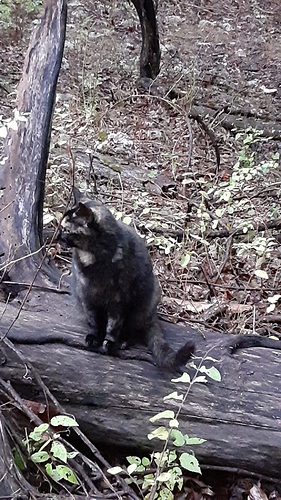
left=108, top=354, right=221, bottom=499
left=201, top=128, right=279, bottom=267
left=22, top=415, right=79, bottom=485
left=209, top=128, right=278, bottom=211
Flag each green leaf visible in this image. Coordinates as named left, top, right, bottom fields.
left=67, top=451, right=79, bottom=459
left=127, top=463, right=138, bottom=475
left=199, top=366, right=221, bottom=382
left=14, top=450, right=26, bottom=471
left=143, top=473, right=155, bottom=488
left=107, top=466, right=123, bottom=475
left=123, top=216, right=132, bottom=225
left=171, top=429, right=185, bottom=447
left=167, top=450, right=177, bottom=464
left=142, top=457, right=150, bottom=467
left=185, top=437, right=206, bottom=445
left=159, top=488, right=173, bottom=500
left=50, top=441, right=68, bottom=463
left=221, top=190, right=231, bottom=202
left=147, top=426, right=169, bottom=441
left=98, top=131, right=107, bottom=142
left=193, top=375, right=207, bottom=383
left=56, top=465, right=79, bottom=484
left=50, top=415, right=78, bottom=428
left=171, top=467, right=183, bottom=491
left=163, top=391, right=183, bottom=402
left=127, top=456, right=141, bottom=465
left=154, top=451, right=167, bottom=467
left=207, top=366, right=221, bottom=382
left=169, top=419, right=179, bottom=428
left=179, top=453, right=201, bottom=473
left=215, top=208, right=224, bottom=218
left=30, top=451, right=50, bottom=463
left=171, top=372, right=190, bottom=384
left=45, top=463, right=61, bottom=482
left=29, top=424, right=49, bottom=442
left=157, top=472, right=171, bottom=482
left=150, top=410, right=175, bottom=422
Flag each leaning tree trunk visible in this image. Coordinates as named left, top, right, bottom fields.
left=0, top=0, right=67, bottom=283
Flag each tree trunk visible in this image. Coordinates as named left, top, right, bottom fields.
left=130, top=0, right=161, bottom=78
left=0, top=0, right=67, bottom=283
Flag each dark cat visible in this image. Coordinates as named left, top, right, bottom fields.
left=57, top=189, right=194, bottom=372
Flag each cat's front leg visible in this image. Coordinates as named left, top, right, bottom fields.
left=85, top=309, right=105, bottom=352
left=101, top=314, right=124, bottom=355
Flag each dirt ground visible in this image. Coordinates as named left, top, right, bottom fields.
left=1, top=1, right=281, bottom=498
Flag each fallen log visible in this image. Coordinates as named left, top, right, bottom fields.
left=1, top=296, right=281, bottom=481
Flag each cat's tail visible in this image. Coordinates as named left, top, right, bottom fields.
left=148, top=320, right=194, bottom=373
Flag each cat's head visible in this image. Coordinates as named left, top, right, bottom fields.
left=57, top=189, right=117, bottom=251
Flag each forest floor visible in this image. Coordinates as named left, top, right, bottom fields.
left=49, top=0, right=281, bottom=340
left=1, top=0, right=281, bottom=498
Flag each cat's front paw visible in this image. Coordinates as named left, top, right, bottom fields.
left=100, top=339, right=119, bottom=356
left=86, top=334, right=102, bottom=352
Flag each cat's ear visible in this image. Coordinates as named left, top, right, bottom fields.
left=73, top=187, right=83, bottom=203
left=76, top=202, right=93, bottom=224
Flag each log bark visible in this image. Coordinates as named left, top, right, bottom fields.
left=1, top=297, right=281, bottom=481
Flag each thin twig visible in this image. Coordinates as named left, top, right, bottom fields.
left=0, top=199, right=14, bottom=215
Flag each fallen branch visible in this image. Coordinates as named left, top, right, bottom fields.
left=206, top=219, right=281, bottom=239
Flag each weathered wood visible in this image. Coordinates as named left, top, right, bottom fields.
left=1, top=297, right=281, bottom=480
left=0, top=0, right=67, bottom=282
left=0, top=413, right=28, bottom=496
left=130, top=0, right=161, bottom=78
left=190, top=104, right=281, bottom=140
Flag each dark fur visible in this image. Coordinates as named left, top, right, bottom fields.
left=57, top=189, right=194, bottom=372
